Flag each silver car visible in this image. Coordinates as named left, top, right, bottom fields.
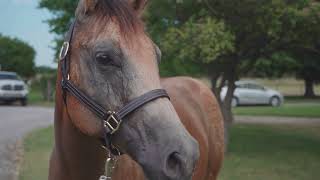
left=220, top=81, right=284, bottom=107
left=0, top=71, right=28, bottom=106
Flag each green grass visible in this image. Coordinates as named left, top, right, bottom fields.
left=219, top=124, right=320, bottom=180
left=27, top=90, right=43, bottom=104
left=233, top=103, right=320, bottom=118
left=19, top=124, right=320, bottom=180
left=27, top=90, right=54, bottom=107
left=19, top=126, right=54, bottom=180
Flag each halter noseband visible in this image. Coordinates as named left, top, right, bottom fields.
left=59, top=19, right=170, bottom=155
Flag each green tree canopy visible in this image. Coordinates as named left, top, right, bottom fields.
left=160, top=17, right=235, bottom=76
left=0, top=34, right=36, bottom=77
left=286, top=1, right=320, bottom=97
left=249, top=1, right=320, bottom=97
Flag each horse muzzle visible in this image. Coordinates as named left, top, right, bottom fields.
left=140, top=136, right=199, bottom=180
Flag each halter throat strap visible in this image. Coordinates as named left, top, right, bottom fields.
left=59, top=20, right=170, bottom=155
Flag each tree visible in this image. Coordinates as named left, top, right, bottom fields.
left=39, top=0, right=320, bottom=146
left=250, top=1, right=320, bottom=97
left=0, top=34, right=36, bottom=78
left=34, top=66, right=57, bottom=101
left=35, top=65, right=57, bottom=74
left=251, top=52, right=298, bottom=78
left=39, top=0, right=78, bottom=58
left=293, top=51, right=320, bottom=97
left=286, top=1, right=320, bottom=97
left=145, top=0, right=320, bottom=146
left=160, top=17, right=235, bottom=77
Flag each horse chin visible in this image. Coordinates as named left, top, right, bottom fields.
left=140, top=162, right=194, bottom=180
left=143, top=172, right=193, bottom=180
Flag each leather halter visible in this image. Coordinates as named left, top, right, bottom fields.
left=59, top=19, right=170, bottom=155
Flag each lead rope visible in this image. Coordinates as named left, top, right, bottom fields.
left=100, top=152, right=118, bottom=180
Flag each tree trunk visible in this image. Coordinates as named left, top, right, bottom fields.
left=221, top=75, right=236, bottom=151
left=304, top=78, right=316, bottom=98
left=208, top=56, right=239, bottom=152
left=209, top=71, right=236, bottom=152
left=210, top=73, right=220, bottom=99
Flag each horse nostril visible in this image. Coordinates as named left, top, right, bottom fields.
left=165, top=152, right=184, bottom=177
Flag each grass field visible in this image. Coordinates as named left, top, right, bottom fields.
left=19, top=124, right=320, bottom=180
left=28, top=90, right=43, bottom=104
left=28, top=90, right=54, bottom=107
left=233, top=103, right=320, bottom=118
left=219, top=124, right=320, bottom=180
left=19, top=126, right=53, bottom=180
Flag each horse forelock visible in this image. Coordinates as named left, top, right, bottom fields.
left=77, top=0, right=144, bottom=41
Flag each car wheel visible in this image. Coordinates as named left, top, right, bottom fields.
left=270, top=96, right=280, bottom=107
left=20, top=98, right=28, bottom=106
left=231, top=97, right=239, bottom=107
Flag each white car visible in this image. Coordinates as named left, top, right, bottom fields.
left=220, top=81, right=284, bottom=107
left=0, top=71, right=29, bottom=106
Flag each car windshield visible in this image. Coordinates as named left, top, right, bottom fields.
left=0, top=74, right=19, bottom=80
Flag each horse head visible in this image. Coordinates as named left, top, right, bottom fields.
left=62, top=0, right=199, bottom=179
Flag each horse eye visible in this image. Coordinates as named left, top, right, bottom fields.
left=95, top=53, right=113, bottom=66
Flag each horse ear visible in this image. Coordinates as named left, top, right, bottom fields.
left=84, top=0, right=98, bottom=13
left=129, top=0, right=148, bottom=15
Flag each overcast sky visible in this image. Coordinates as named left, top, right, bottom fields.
left=0, top=0, right=56, bottom=68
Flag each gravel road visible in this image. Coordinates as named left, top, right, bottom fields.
left=0, top=106, right=54, bottom=180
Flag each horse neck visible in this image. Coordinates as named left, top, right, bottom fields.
left=51, top=68, right=106, bottom=180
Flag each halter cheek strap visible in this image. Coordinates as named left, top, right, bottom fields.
left=59, top=19, right=170, bottom=155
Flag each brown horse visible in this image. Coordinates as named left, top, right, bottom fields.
left=49, top=0, right=224, bottom=180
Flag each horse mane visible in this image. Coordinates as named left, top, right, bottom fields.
left=96, top=0, right=143, bottom=36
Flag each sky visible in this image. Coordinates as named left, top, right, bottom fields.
left=0, top=0, right=56, bottom=68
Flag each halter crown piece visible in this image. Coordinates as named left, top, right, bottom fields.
left=59, top=18, right=170, bottom=156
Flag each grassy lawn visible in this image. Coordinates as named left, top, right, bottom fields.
left=27, top=90, right=54, bottom=107
left=19, top=126, right=54, bottom=180
left=219, top=124, right=320, bottom=180
left=19, top=124, right=320, bottom=180
left=233, top=103, right=320, bottom=118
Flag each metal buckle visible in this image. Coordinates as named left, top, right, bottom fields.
left=59, top=42, right=70, bottom=60
left=104, top=111, right=122, bottom=134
